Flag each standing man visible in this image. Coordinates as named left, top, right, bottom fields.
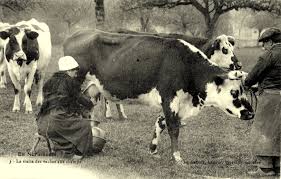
left=245, top=27, right=281, bottom=176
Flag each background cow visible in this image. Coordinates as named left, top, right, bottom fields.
left=0, top=18, right=52, bottom=113
left=63, top=29, right=254, bottom=164
left=0, top=22, right=10, bottom=88
left=101, top=30, right=242, bottom=120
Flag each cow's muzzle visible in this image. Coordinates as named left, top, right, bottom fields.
left=231, top=56, right=242, bottom=70
left=240, top=110, right=255, bottom=120
left=234, top=62, right=242, bottom=70
left=14, top=51, right=27, bottom=61
left=16, top=58, right=24, bottom=66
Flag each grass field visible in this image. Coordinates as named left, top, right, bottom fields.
left=0, top=46, right=278, bottom=179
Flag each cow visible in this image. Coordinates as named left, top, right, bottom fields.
left=102, top=30, right=241, bottom=120
left=0, top=22, right=10, bottom=88
left=0, top=18, right=52, bottom=113
left=63, top=29, right=254, bottom=164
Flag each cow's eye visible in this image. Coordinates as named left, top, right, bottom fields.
left=222, top=47, right=228, bottom=54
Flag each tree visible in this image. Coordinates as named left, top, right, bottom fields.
left=153, top=6, right=206, bottom=35
left=0, top=0, right=39, bottom=21
left=119, top=0, right=153, bottom=32
left=246, top=11, right=281, bottom=39
left=126, top=0, right=281, bottom=37
left=0, top=0, right=33, bottom=12
left=37, top=0, right=95, bottom=33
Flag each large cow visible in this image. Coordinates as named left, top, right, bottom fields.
left=100, top=30, right=241, bottom=120
left=0, top=22, right=10, bottom=88
left=0, top=19, right=52, bottom=113
left=63, top=29, right=254, bottom=164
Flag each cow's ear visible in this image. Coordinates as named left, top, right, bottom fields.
left=25, top=30, right=38, bottom=40
left=212, top=39, right=221, bottom=50
left=0, top=31, right=10, bottom=40
left=228, top=36, right=235, bottom=46
left=214, top=75, right=226, bottom=86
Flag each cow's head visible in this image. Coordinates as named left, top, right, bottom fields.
left=205, top=70, right=254, bottom=120
left=203, top=35, right=242, bottom=70
left=0, top=26, right=39, bottom=66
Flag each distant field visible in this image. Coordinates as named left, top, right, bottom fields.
left=1, top=46, right=277, bottom=179
left=235, top=46, right=263, bottom=72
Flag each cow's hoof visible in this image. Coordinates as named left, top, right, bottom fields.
left=176, top=160, right=187, bottom=166
left=0, top=84, right=6, bottom=89
left=36, top=102, right=42, bottom=106
left=25, top=111, right=33, bottom=114
left=152, top=153, right=161, bottom=159
left=119, top=116, right=128, bottom=120
left=12, top=109, right=20, bottom=113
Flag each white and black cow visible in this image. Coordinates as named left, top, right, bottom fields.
left=0, top=22, right=10, bottom=88
left=63, top=29, right=254, bottom=164
left=0, top=19, right=52, bottom=113
left=101, top=30, right=241, bottom=120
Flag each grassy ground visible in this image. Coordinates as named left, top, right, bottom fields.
left=0, top=46, right=278, bottom=179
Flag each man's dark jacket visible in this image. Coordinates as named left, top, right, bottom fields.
left=245, top=43, right=281, bottom=92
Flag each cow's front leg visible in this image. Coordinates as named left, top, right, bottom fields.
left=35, top=71, right=44, bottom=106
left=8, top=70, right=21, bottom=112
left=162, top=99, right=184, bottom=165
left=24, top=72, right=36, bottom=113
left=116, top=103, right=128, bottom=120
left=0, top=63, right=7, bottom=88
left=12, top=83, right=21, bottom=112
left=149, top=115, right=166, bottom=156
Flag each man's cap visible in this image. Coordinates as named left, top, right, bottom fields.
left=258, top=27, right=281, bottom=42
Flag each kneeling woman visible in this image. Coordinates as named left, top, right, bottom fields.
left=37, top=56, right=94, bottom=159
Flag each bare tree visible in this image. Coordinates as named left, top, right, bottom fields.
left=161, top=6, right=205, bottom=35
left=0, top=0, right=34, bottom=12
left=0, top=0, right=40, bottom=21
left=38, top=0, right=95, bottom=33
left=120, top=0, right=153, bottom=32
left=246, top=11, right=281, bottom=39
left=126, top=0, right=281, bottom=37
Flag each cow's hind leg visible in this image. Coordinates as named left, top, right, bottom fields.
left=149, top=115, right=166, bottom=157
left=162, top=99, right=185, bottom=165
left=116, top=103, right=128, bottom=120
left=104, top=98, right=113, bottom=119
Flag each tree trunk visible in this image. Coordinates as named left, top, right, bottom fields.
left=0, top=6, right=4, bottom=21
left=140, top=16, right=149, bottom=32
left=95, top=0, right=105, bottom=22
left=205, top=21, right=215, bottom=38
left=95, top=0, right=105, bottom=29
left=66, top=21, right=71, bottom=34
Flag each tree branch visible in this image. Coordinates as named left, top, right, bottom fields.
left=190, top=0, right=206, bottom=14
